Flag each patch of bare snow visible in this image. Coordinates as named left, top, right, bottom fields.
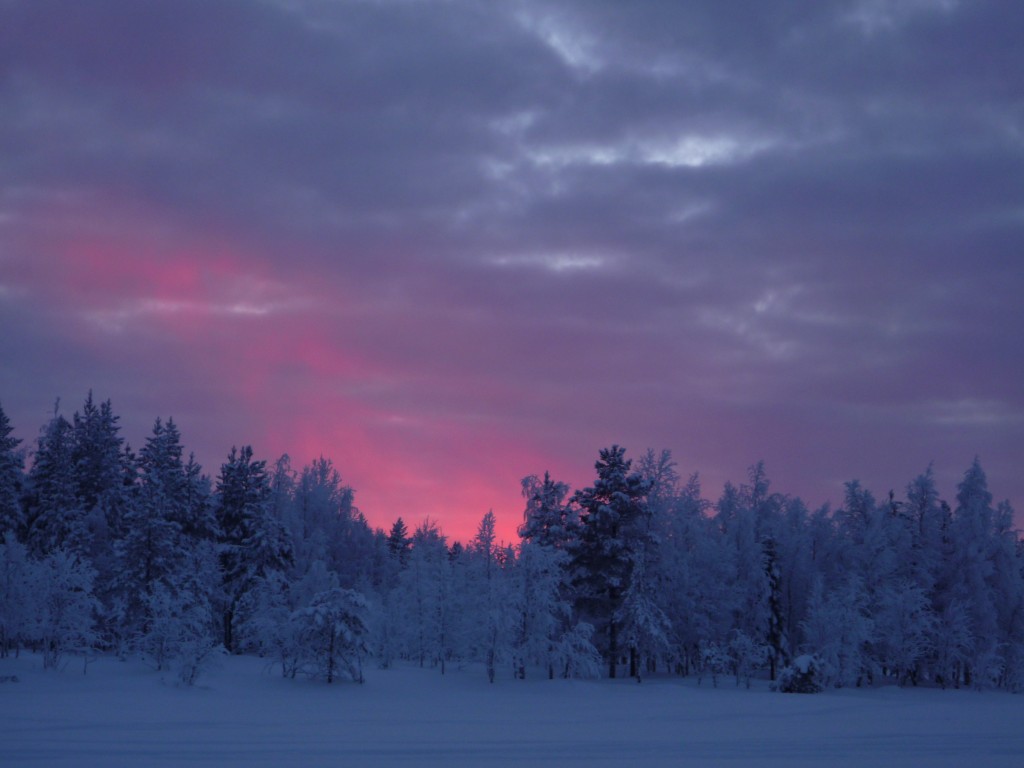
left=1, top=654, right=1023, bottom=767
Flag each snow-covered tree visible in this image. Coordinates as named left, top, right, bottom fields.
left=181, top=452, right=216, bottom=543
left=571, top=446, right=650, bottom=677
left=900, top=466, right=945, bottom=595
left=391, top=519, right=453, bottom=669
left=215, top=445, right=293, bottom=652
left=514, top=470, right=603, bottom=680
left=70, top=394, right=128, bottom=565
left=615, top=547, right=672, bottom=680
left=466, top=510, right=515, bottom=682
left=728, top=630, right=770, bottom=689
left=551, top=621, right=603, bottom=679
left=387, top=517, right=411, bottom=566
left=519, top=472, right=575, bottom=551
left=990, top=499, right=1024, bottom=690
left=23, top=409, right=81, bottom=557
left=285, top=457, right=373, bottom=590
left=28, top=549, right=99, bottom=669
left=800, top=577, right=874, bottom=688
left=113, top=418, right=187, bottom=644
left=658, top=472, right=734, bottom=674
left=762, top=535, right=787, bottom=679
left=243, top=570, right=305, bottom=678
left=931, top=600, right=975, bottom=689
left=949, top=458, right=1000, bottom=687
left=293, top=587, right=368, bottom=683
left=139, top=581, right=215, bottom=679
left=0, top=534, right=33, bottom=657
left=510, top=539, right=569, bottom=679
left=716, top=480, right=770, bottom=663
left=873, top=580, right=936, bottom=685
left=0, top=403, right=25, bottom=543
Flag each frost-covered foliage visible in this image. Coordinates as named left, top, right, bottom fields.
left=0, top=534, right=33, bottom=657
left=468, top=511, right=514, bottom=683
left=800, top=577, right=875, bottom=688
left=28, top=549, right=99, bottom=669
left=615, top=549, right=672, bottom=680
left=387, top=519, right=452, bottom=670
left=292, top=587, right=368, bottom=683
left=697, top=642, right=732, bottom=687
left=0, top=403, right=25, bottom=545
left=729, top=631, right=770, bottom=689
left=141, top=582, right=220, bottom=685
left=774, top=654, right=826, bottom=693
left=551, top=621, right=603, bottom=679
left=570, top=445, right=651, bottom=679
left=1, top=397, right=1022, bottom=693
left=873, top=581, right=937, bottom=685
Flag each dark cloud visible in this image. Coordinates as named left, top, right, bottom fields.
left=1, top=0, right=1022, bottom=540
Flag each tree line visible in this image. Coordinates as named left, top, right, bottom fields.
left=1, top=393, right=1022, bottom=691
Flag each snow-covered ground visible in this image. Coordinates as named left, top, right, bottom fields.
left=2, top=653, right=1023, bottom=767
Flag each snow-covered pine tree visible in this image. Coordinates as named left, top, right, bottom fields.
left=268, top=454, right=296, bottom=532
left=23, top=408, right=82, bottom=558
left=70, top=395, right=135, bottom=636
left=181, top=452, right=216, bottom=542
left=70, top=394, right=127, bottom=556
left=290, top=457, right=371, bottom=589
left=515, top=471, right=581, bottom=679
left=113, top=418, right=187, bottom=647
left=570, top=446, right=650, bottom=678
left=763, top=535, right=787, bottom=680
left=387, top=517, right=411, bottom=566
left=215, top=445, right=294, bottom=652
left=519, top=472, right=575, bottom=551
left=0, top=403, right=25, bottom=543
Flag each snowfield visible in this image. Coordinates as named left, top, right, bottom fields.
left=2, top=654, right=1023, bottom=767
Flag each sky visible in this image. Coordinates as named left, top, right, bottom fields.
left=1, top=0, right=1022, bottom=544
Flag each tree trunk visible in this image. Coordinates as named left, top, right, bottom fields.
left=608, top=620, right=618, bottom=679
left=327, top=632, right=335, bottom=684
left=223, top=608, right=233, bottom=653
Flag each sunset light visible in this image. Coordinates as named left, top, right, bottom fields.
left=1, top=0, right=1021, bottom=543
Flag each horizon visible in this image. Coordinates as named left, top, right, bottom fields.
left=1, top=391, right=1015, bottom=545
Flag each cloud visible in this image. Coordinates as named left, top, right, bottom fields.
left=1, top=0, right=1022, bottom=539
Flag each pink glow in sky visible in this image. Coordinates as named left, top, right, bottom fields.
left=2, top=0, right=1023, bottom=542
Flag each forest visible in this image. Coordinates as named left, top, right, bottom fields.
left=1, top=392, right=1022, bottom=693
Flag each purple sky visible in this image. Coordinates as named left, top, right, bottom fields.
left=2, top=0, right=1022, bottom=543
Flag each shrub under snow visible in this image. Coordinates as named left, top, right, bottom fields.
left=774, top=654, right=825, bottom=694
